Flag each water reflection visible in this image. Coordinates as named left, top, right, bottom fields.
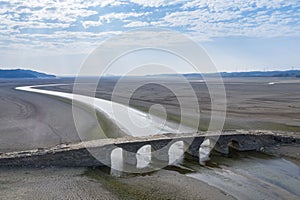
left=108, top=143, right=299, bottom=199
left=186, top=151, right=300, bottom=200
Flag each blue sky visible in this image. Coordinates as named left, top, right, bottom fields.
left=0, top=0, right=299, bottom=75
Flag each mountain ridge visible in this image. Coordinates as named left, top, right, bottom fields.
left=0, top=69, right=56, bottom=79
left=146, top=70, right=300, bottom=78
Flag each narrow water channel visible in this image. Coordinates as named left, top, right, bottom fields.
left=16, top=84, right=195, bottom=136
left=109, top=145, right=300, bottom=199
left=185, top=151, right=300, bottom=200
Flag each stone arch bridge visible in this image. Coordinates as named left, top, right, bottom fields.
left=0, top=130, right=299, bottom=170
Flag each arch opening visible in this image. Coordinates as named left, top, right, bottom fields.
left=136, top=145, right=152, bottom=169
left=199, top=139, right=213, bottom=165
left=110, top=147, right=123, bottom=176
left=168, top=141, right=185, bottom=165
left=228, top=140, right=241, bottom=151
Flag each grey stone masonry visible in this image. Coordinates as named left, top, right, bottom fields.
left=0, top=130, right=299, bottom=168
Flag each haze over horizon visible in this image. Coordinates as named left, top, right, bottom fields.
left=0, top=0, right=299, bottom=76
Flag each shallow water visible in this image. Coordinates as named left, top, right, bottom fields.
left=185, top=151, right=300, bottom=200
left=108, top=144, right=300, bottom=199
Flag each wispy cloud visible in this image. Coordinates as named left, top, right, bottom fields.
left=0, top=0, right=299, bottom=56
left=124, top=21, right=150, bottom=27
left=129, top=0, right=185, bottom=7
left=82, top=12, right=149, bottom=28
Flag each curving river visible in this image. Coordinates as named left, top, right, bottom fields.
left=16, top=84, right=195, bottom=137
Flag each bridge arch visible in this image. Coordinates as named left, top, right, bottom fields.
left=110, top=147, right=123, bottom=176
left=168, top=140, right=189, bottom=165
left=214, top=137, right=243, bottom=155
left=109, top=136, right=241, bottom=173
left=136, top=144, right=152, bottom=169
left=199, top=138, right=214, bottom=164
left=228, top=139, right=241, bottom=150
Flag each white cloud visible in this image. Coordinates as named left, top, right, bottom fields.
left=129, top=0, right=185, bottom=7
left=99, top=12, right=149, bottom=23
left=82, top=20, right=103, bottom=29
left=0, top=30, right=123, bottom=56
left=124, top=21, right=149, bottom=27
left=0, top=0, right=299, bottom=57
left=82, top=12, right=149, bottom=28
left=154, top=0, right=300, bottom=39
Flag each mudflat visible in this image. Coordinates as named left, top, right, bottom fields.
left=0, top=167, right=235, bottom=200
left=43, top=76, right=300, bottom=132
left=0, top=78, right=99, bottom=152
left=2, top=77, right=299, bottom=151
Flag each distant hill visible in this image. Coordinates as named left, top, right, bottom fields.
left=218, top=70, right=300, bottom=78
left=0, top=69, right=56, bottom=79
left=147, top=70, right=300, bottom=79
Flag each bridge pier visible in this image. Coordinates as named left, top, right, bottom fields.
left=213, top=134, right=266, bottom=154
left=114, top=143, right=142, bottom=173
left=148, top=140, right=171, bottom=168
left=151, top=148, right=169, bottom=169
left=186, top=137, right=204, bottom=158
left=89, top=146, right=114, bottom=167
left=231, top=135, right=264, bottom=151
left=122, top=150, right=138, bottom=172
left=214, top=140, right=229, bottom=154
